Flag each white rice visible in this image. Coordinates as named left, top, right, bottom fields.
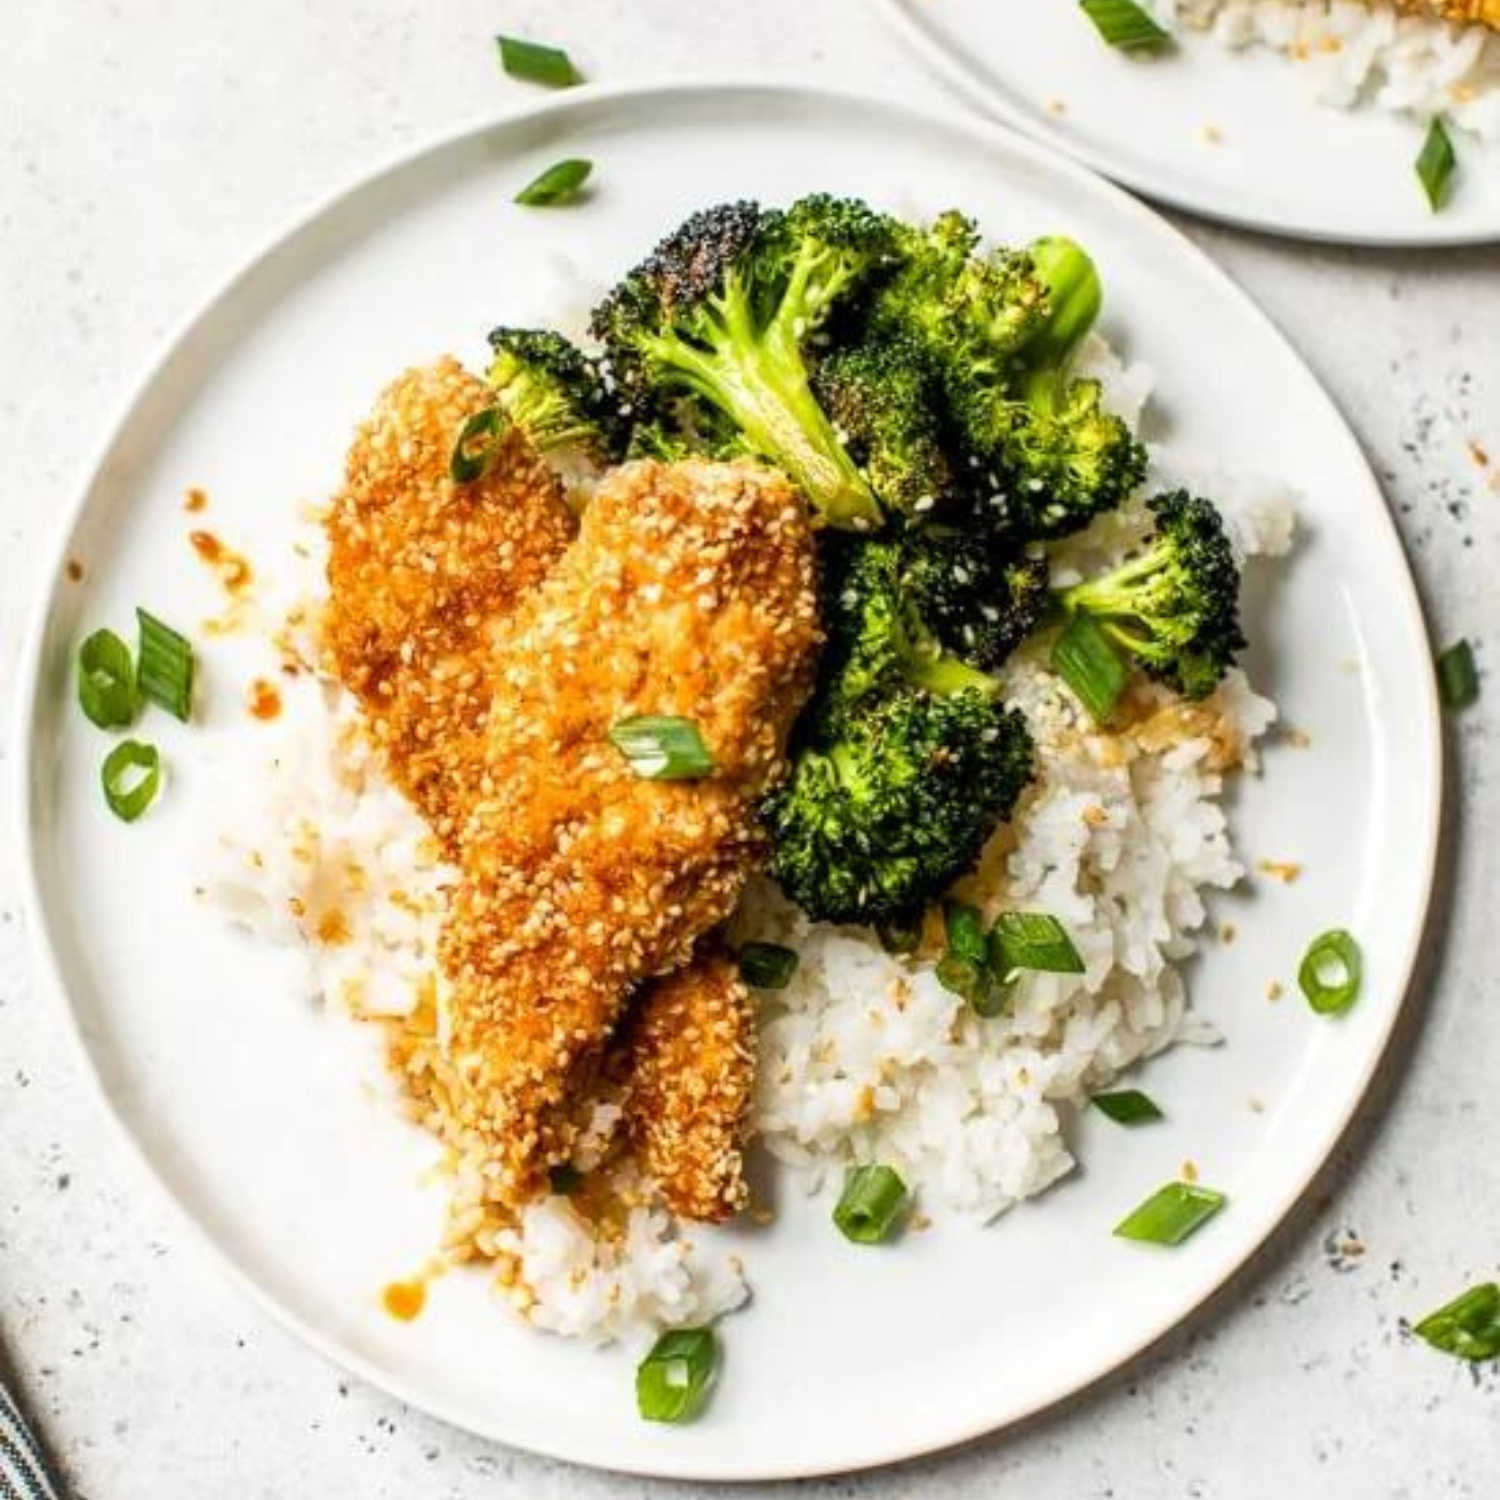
left=1151, top=0, right=1500, bottom=139
left=201, top=343, right=1294, bottom=1344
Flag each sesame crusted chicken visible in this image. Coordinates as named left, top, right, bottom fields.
left=1385, top=0, right=1499, bottom=23
left=323, top=358, right=577, bottom=845
left=613, top=946, right=757, bottom=1223
left=439, top=458, right=821, bottom=1208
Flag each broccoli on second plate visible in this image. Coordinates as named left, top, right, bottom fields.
left=1056, top=490, right=1246, bottom=700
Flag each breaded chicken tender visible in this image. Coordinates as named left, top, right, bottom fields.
left=614, top=946, right=757, bottom=1222
left=323, top=357, right=576, bottom=844
left=439, top=459, right=821, bottom=1207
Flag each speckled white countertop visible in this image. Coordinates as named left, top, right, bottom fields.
left=2, top=3, right=1498, bottom=1495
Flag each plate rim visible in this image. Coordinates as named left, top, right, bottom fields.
left=11, top=75, right=1445, bottom=1480
left=873, top=0, right=1500, bottom=249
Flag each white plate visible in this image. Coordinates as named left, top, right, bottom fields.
left=878, top=0, right=1500, bottom=245
left=16, top=82, right=1441, bottom=1479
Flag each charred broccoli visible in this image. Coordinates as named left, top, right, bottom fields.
left=1056, top=491, right=1245, bottom=699
left=763, top=686, right=1034, bottom=927
left=590, top=197, right=903, bottom=527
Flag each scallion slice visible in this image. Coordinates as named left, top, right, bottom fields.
left=992, top=911, right=1085, bottom=977
left=514, top=158, right=593, bottom=208
left=101, top=739, right=161, bottom=822
left=450, top=406, right=507, bottom=483
left=77, top=629, right=138, bottom=729
left=1052, top=612, right=1128, bottom=722
left=609, top=715, right=715, bottom=780
left=636, top=1327, right=717, bottom=1423
left=495, top=35, right=581, bottom=88
left=1413, top=1282, right=1500, bottom=1362
left=833, top=1164, right=910, bottom=1245
left=1114, top=1181, right=1226, bottom=1245
left=1079, top=0, right=1172, bottom=51
left=135, top=609, right=194, bottom=722
left=1092, top=1089, right=1163, bottom=1126
left=1416, top=117, right=1457, bottom=212
left=1437, top=639, right=1478, bottom=710
left=738, top=942, right=798, bottom=989
left=1298, top=929, right=1361, bottom=1016
left=937, top=900, right=1009, bottom=1017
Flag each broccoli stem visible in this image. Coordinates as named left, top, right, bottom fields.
left=640, top=287, right=882, bottom=530
left=1015, top=237, right=1103, bottom=418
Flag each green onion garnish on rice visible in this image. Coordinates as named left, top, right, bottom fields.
left=450, top=406, right=508, bottom=483
left=1091, top=1089, right=1163, bottom=1126
left=992, top=911, right=1086, bottom=977
left=1078, top=0, right=1172, bottom=51
left=1437, top=638, right=1478, bottom=710
left=1297, top=929, right=1361, bottom=1016
left=1413, top=1283, right=1500, bottom=1363
left=833, top=1164, right=910, bottom=1245
left=738, top=942, right=798, bottom=990
left=1052, top=611, right=1129, bottom=723
left=1114, top=1181, right=1226, bottom=1245
left=936, top=900, right=1008, bottom=1016
left=77, top=628, right=138, bottom=729
left=548, top=1163, right=584, bottom=1196
left=135, top=608, right=195, bottom=722
left=495, top=35, right=581, bottom=88
left=636, top=1327, right=718, bottom=1423
left=608, top=715, right=715, bottom=780
left=101, top=739, right=162, bottom=823
left=514, top=158, right=593, bottom=208
left=1416, top=117, right=1457, bottom=212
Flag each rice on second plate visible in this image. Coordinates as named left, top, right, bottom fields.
left=1153, top=0, right=1500, bottom=139
left=202, top=342, right=1294, bottom=1345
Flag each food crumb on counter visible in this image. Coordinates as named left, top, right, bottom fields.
left=1258, top=859, right=1302, bottom=884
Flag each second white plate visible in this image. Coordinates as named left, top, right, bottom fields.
left=879, top=0, right=1500, bottom=245
left=18, top=82, right=1440, bottom=1478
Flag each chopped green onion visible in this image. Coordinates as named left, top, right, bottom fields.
left=1298, top=929, right=1362, bottom=1016
left=514, top=158, right=593, bottom=208
left=77, top=629, right=138, bottom=729
left=937, top=901, right=1009, bottom=1017
left=548, top=1163, right=583, bottom=1195
left=636, top=1327, right=717, bottom=1423
left=1437, top=639, right=1478, bottom=710
left=1416, top=117, right=1457, bottom=212
left=833, top=1165, right=910, bottom=1245
left=877, top=915, right=923, bottom=955
left=1414, top=1283, right=1500, bottom=1362
left=1114, top=1181, right=1226, bottom=1245
left=100, top=739, right=162, bottom=822
left=738, top=942, right=798, bottom=989
left=450, top=406, right=507, bottom=483
left=1092, top=1089, right=1163, bottom=1126
left=495, top=35, right=581, bottom=88
left=608, top=715, right=715, bottom=780
left=1079, top=0, right=1172, bottom=51
left=135, top=609, right=194, bottom=721
left=991, top=911, right=1085, bottom=977
left=1052, top=612, right=1129, bottom=723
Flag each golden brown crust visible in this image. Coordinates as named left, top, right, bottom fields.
left=615, top=947, right=757, bottom=1223
left=323, top=358, right=577, bottom=845
left=439, top=458, right=820, bottom=1207
left=1389, top=0, right=1499, bottom=24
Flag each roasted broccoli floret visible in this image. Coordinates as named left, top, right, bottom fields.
left=763, top=687, right=1033, bottom=926
left=1056, top=491, right=1245, bottom=699
left=590, top=196, right=902, bottom=528
left=898, top=529, right=1051, bottom=672
left=814, top=534, right=997, bottom=737
left=811, top=335, right=962, bottom=519
left=486, top=327, right=625, bottom=464
left=872, top=223, right=1145, bottom=539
